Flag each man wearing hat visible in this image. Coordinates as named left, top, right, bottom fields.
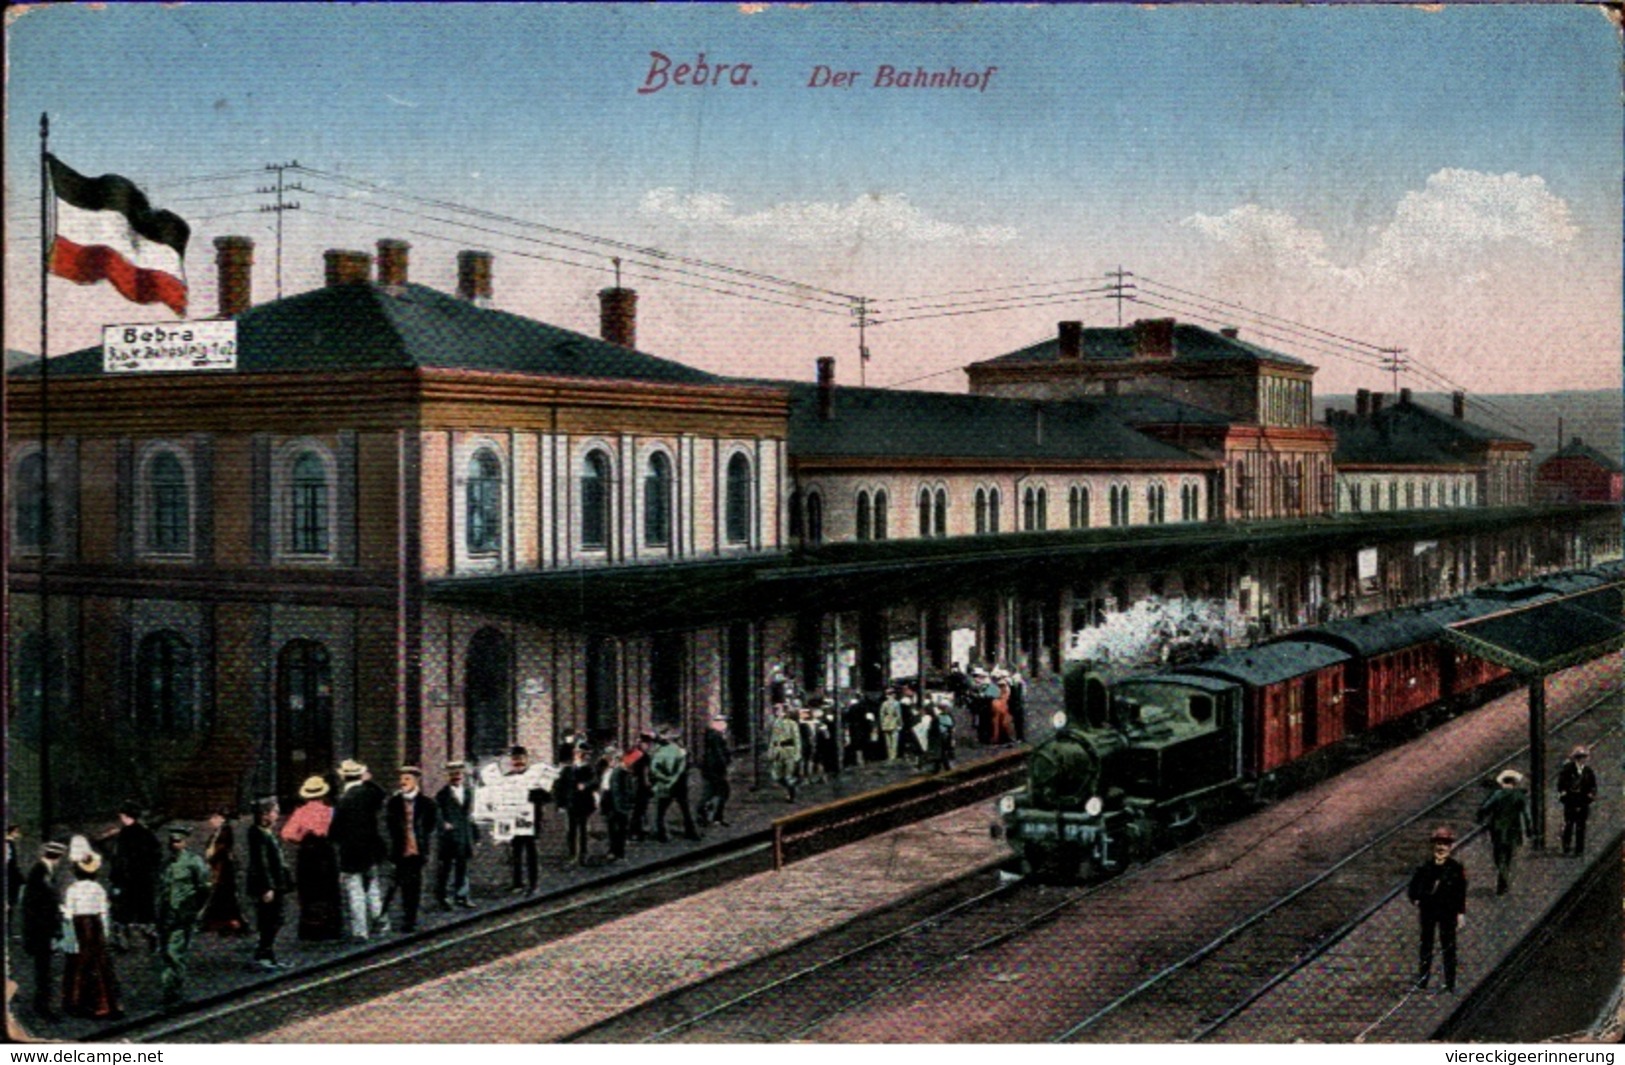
left=554, top=743, right=598, bottom=865
left=331, top=759, right=389, bottom=939
left=385, top=767, right=437, bottom=933
left=108, top=802, right=162, bottom=953
left=503, top=746, right=546, bottom=894
left=435, top=762, right=477, bottom=909
left=878, top=689, right=903, bottom=763
left=1406, top=826, right=1467, bottom=993
left=1557, top=745, right=1598, bottom=856
left=626, top=732, right=656, bottom=841
left=1477, top=768, right=1532, bottom=895
left=156, top=825, right=210, bottom=1006
left=768, top=705, right=802, bottom=802
left=698, top=714, right=733, bottom=828
left=600, top=746, right=637, bottom=861
left=650, top=730, right=700, bottom=843
left=246, top=797, right=293, bottom=969
left=23, top=838, right=69, bottom=1021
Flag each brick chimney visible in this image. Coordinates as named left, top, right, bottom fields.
left=1399, top=387, right=1412, bottom=405
left=1356, top=388, right=1371, bottom=417
left=376, top=239, right=410, bottom=288
left=1058, top=321, right=1083, bottom=361
left=1220, top=326, right=1240, bottom=339
left=1452, top=391, right=1466, bottom=419
left=599, top=287, right=638, bottom=348
left=324, top=249, right=371, bottom=287
left=1371, top=392, right=1385, bottom=415
left=213, top=235, right=254, bottom=317
left=816, top=357, right=835, bottom=421
left=457, top=250, right=493, bottom=305
left=1133, top=317, right=1176, bottom=358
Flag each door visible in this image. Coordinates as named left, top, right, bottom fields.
left=277, top=640, right=334, bottom=805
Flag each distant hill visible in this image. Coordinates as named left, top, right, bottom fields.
left=1318, top=390, right=1621, bottom=466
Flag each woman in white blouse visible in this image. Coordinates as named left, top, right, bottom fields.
left=61, top=851, right=122, bottom=1020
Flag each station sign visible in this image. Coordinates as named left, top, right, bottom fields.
left=103, top=320, right=237, bottom=373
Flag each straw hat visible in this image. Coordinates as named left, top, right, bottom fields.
left=299, top=775, right=331, bottom=799
left=338, top=759, right=366, bottom=780
left=1496, top=769, right=1523, bottom=787
left=76, top=852, right=102, bottom=875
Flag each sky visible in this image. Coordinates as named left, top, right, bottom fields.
left=5, top=3, right=1621, bottom=401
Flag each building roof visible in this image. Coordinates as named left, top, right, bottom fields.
left=780, top=383, right=1212, bottom=465
left=1442, top=584, right=1625, bottom=675
left=1541, top=437, right=1622, bottom=473
left=11, top=282, right=719, bottom=385
left=974, top=321, right=1309, bottom=369
left=1181, top=640, right=1350, bottom=688
left=1331, top=397, right=1529, bottom=466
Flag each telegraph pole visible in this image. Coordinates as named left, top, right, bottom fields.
left=852, top=296, right=872, bottom=387
left=258, top=161, right=303, bottom=299
left=1105, top=266, right=1135, bottom=327
left=1379, top=347, right=1408, bottom=394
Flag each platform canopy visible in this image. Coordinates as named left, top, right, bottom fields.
left=1439, top=584, right=1625, bottom=676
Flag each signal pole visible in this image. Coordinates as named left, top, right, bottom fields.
left=258, top=162, right=303, bottom=299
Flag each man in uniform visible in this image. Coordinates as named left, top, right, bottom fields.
left=768, top=704, right=802, bottom=802
left=245, top=797, right=293, bottom=970
left=878, top=688, right=903, bottom=762
left=156, top=825, right=210, bottom=1006
left=385, top=766, right=437, bottom=933
left=1406, top=825, right=1466, bottom=994
left=651, top=730, right=700, bottom=842
left=435, top=761, right=477, bottom=909
left=1477, top=768, right=1532, bottom=895
left=698, top=714, right=733, bottom=828
left=22, top=839, right=68, bottom=1021
left=1557, top=745, right=1598, bottom=856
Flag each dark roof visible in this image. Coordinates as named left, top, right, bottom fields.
left=1181, top=640, right=1349, bottom=688
left=975, top=321, right=1309, bottom=369
left=1299, top=610, right=1444, bottom=659
left=779, top=384, right=1211, bottom=464
left=1088, top=393, right=1234, bottom=428
left=1542, top=438, right=1622, bottom=473
left=11, top=283, right=718, bottom=385
left=1331, top=397, right=1529, bottom=465
left=1442, top=585, right=1625, bottom=675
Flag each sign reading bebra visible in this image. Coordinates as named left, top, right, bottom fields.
left=103, top=321, right=237, bottom=373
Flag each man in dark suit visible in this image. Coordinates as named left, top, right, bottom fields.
left=435, top=761, right=477, bottom=909
left=1558, top=745, right=1599, bottom=855
left=23, top=839, right=68, bottom=1021
left=384, top=766, right=438, bottom=934
left=698, top=715, right=733, bottom=828
left=555, top=744, right=598, bottom=866
left=109, top=802, right=162, bottom=952
left=1407, top=825, right=1467, bottom=993
left=245, top=797, right=293, bottom=970
left=330, top=759, right=388, bottom=940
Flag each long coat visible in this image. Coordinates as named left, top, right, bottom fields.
left=330, top=780, right=387, bottom=874
left=110, top=820, right=162, bottom=926
left=701, top=729, right=732, bottom=785
left=22, top=858, right=61, bottom=956
left=1478, top=787, right=1531, bottom=846
left=650, top=742, right=688, bottom=800
left=435, top=783, right=477, bottom=859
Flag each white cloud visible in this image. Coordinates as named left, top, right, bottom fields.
left=1183, top=168, right=1576, bottom=286
left=640, top=188, right=1018, bottom=246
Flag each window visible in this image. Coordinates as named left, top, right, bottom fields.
left=855, top=490, right=872, bottom=541
left=1451, top=482, right=1461, bottom=507
left=1022, top=486, right=1048, bottom=531
left=873, top=489, right=888, bottom=541
left=581, top=450, right=611, bottom=550
left=1405, top=482, right=1415, bottom=509
left=147, top=451, right=190, bottom=554
left=1147, top=483, right=1167, bottom=525
left=467, top=448, right=503, bottom=554
left=14, top=451, right=46, bottom=550
left=1422, top=482, right=1432, bottom=508
left=1368, top=483, right=1378, bottom=512
left=644, top=452, right=672, bottom=547
left=725, top=453, right=752, bottom=546
left=934, top=488, right=948, bottom=538
left=1234, top=462, right=1250, bottom=515
left=1110, top=484, right=1130, bottom=527
left=1389, top=482, right=1398, bottom=511
left=806, top=491, right=824, bottom=544
left=918, top=487, right=932, bottom=537
left=1180, top=483, right=1199, bottom=522
left=135, top=630, right=198, bottom=736
left=987, top=487, right=1000, bottom=533
left=789, top=489, right=803, bottom=540
left=1069, top=485, right=1090, bottom=529
left=975, top=488, right=989, bottom=535
left=289, top=451, right=330, bottom=555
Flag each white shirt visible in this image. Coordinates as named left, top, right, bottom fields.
left=62, top=879, right=109, bottom=919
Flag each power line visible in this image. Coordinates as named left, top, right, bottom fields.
left=866, top=282, right=1119, bottom=317
left=1125, top=292, right=1385, bottom=371
left=872, top=291, right=1117, bottom=326
left=1136, top=273, right=1390, bottom=353
left=873, top=273, right=1114, bottom=307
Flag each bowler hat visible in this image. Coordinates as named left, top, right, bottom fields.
left=1430, top=826, right=1456, bottom=844
left=299, top=776, right=331, bottom=799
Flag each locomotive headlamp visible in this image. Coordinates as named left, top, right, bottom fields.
left=998, top=795, right=1017, bottom=814
left=1085, top=796, right=1104, bottom=817
left=1052, top=711, right=1068, bottom=730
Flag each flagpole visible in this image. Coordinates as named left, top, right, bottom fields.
left=38, top=111, right=54, bottom=834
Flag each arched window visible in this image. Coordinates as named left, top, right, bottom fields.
left=466, top=449, right=503, bottom=555
left=873, top=489, right=889, bottom=541
left=975, top=488, right=988, bottom=534
left=289, top=451, right=330, bottom=555
left=918, top=487, right=933, bottom=537
left=1181, top=483, right=1199, bottom=522
left=1069, top=485, right=1090, bottom=529
left=1023, top=486, right=1047, bottom=531
left=725, top=453, right=752, bottom=546
left=644, top=452, right=672, bottom=547
left=1422, top=482, right=1432, bottom=508
left=1405, top=481, right=1416, bottom=509
left=788, top=489, right=804, bottom=540
left=987, top=487, right=1000, bottom=533
left=1389, top=482, right=1399, bottom=511
left=581, top=450, right=612, bottom=550
left=855, top=490, right=872, bottom=542
left=135, top=630, right=198, bottom=736
left=147, top=451, right=190, bottom=553
left=1110, top=484, right=1130, bottom=527
left=806, top=491, right=824, bottom=544
left=14, top=451, right=46, bottom=550
left=933, top=488, right=948, bottom=538
left=1451, top=481, right=1461, bottom=507
left=1147, top=483, right=1167, bottom=525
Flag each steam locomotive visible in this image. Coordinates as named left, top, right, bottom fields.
left=994, top=563, right=1624, bottom=880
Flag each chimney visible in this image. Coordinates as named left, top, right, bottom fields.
left=1452, top=391, right=1466, bottom=419
left=1371, top=392, right=1385, bottom=414
left=213, top=235, right=254, bottom=317
left=1399, top=387, right=1412, bottom=405
left=599, top=286, right=638, bottom=349
left=1058, top=321, right=1083, bottom=361
left=457, top=250, right=493, bottom=305
left=1133, top=317, right=1176, bottom=359
left=1220, top=326, right=1240, bottom=339
left=816, top=357, right=835, bottom=421
left=1356, top=388, right=1371, bottom=417
left=1571, top=436, right=1583, bottom=448
left=324, top=249, right=371, bottom=287
left=376, top=239, right=410, bottom=288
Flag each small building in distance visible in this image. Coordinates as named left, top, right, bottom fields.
left=1537, top=437, right=1623, bottom=504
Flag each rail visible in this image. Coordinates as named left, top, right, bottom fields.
left=771, top=749, right=1029, bottom=869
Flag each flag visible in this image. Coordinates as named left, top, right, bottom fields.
left=46, top=154, right=190, bottom=316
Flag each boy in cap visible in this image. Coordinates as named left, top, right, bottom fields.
left=1406, top=826, right=1467, bottom=993
left=1477, top=768, right=1532, bottom=895
left=1557, top=745, right=1598, bottom=855
left=157, top=825, right=210, bottom=1006
left=385, top=766, right=437, bottom=933
left=435, top=761, right=477, bottom=909
left=23, top=839, right=69, bottom=1021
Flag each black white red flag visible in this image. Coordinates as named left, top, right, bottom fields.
left=46, top=154, right=190, bottom=317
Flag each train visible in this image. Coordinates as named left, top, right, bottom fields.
left=993, top=561, right=1625, bottom=880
